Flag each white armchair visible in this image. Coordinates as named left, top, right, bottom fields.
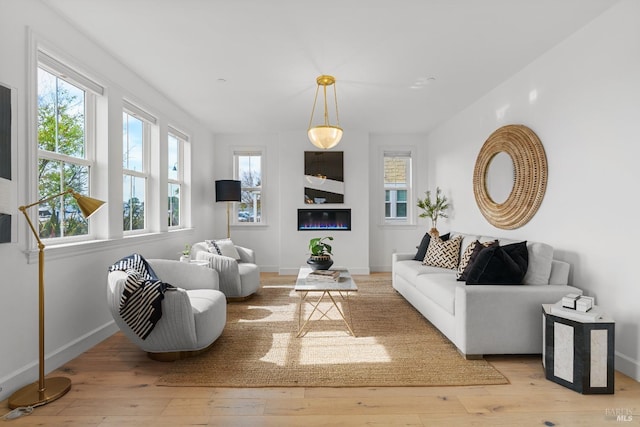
left=191, top=241, right=260, bottom=300
left=107, top=258, right=226, bottom=361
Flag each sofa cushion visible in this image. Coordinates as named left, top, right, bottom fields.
left=414, top=273, right=461, bottom=315
left=457, top=239, right=498, bottom=281
left=423, top=235, right=462, bottom=269
left=466, top=241, right=529, bottom=285
left=523, top=242, right=554, bottom=285
left=414, top=232, right=449, bottom=261
left=395, top=260, right=452, bottom=285
left=205, top=238, right=241, bottom=260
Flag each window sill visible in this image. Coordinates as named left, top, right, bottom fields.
left=231, top=223, right=268, bottom=228
left=379, top=221, right=417, bottom=229
left=26, top=228, right=195, bottom=264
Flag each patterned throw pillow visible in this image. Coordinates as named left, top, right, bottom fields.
left=457, top=240, right=498, bottom=280
left=423, top=235, right=463, bottom=269
left=205, top=238, right=241, bottom=260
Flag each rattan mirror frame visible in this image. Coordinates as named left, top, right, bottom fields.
left=473, top=124, right=547, bottom=229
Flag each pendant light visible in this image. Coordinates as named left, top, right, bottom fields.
left=308, top=75, right=343, bottom=149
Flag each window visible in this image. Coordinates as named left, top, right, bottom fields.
left=122, top=109, right=149, bottom=232
left=384, top=151, right=411, bottom=222
left=167, top=129, right=186, bottom=228
left=37, top=55, right=100, bottom=240
left=234, top=151, right=262, bottom=224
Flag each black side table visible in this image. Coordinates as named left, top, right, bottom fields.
left=542, top=304, right=615, bottom=394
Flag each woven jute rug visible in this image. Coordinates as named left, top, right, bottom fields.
left=157, top=274, right=508, bottom=387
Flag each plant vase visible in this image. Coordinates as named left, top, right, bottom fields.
left=307, top=255, right=333, bottom=271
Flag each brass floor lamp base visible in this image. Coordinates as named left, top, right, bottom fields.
left=8, top=377, right=71, bottom=409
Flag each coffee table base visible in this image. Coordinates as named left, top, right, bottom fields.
left=296, top=290, right=355, bottom=337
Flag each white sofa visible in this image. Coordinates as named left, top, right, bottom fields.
left=392, top=232, right=582, bottom=358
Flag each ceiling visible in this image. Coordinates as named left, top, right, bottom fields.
left=44, top=0, right=617, bottom=135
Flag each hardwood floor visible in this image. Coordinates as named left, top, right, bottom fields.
left=2, top=273, right=639, bottom=426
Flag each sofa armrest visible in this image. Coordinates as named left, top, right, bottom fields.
left=195, top=251, right=242, bottom=296
left=147, top=259, right=220, bottom=291
left=392, top=252, right=415, bottom=263
left=106, top=272, right=198, bottom=351
left=455, top=283, right=583, bottom=355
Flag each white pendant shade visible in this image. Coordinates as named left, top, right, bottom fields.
left=308, top=125, right=343, bottom=149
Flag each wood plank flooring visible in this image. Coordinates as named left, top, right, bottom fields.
left=2, top=273, right=639, bottom=426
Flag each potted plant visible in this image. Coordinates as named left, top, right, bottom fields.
left=179, top=244, right=191, bottom=262
left=416, top=187, right=450, bottom=237
left=307, top=236, right=334, bottom=270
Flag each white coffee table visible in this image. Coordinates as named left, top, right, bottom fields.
left=294, top=267, right=357, bottom=337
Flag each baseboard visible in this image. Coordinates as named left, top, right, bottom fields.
left=0, top=321, right=119, bottom=402
left=616, top=351, right=640, bottom=382
left=258, top=265, right=279, bottom=273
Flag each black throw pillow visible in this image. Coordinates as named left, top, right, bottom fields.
left=414, top=232, right=450, bottom=261
left=457, top=240, right=498, bottom=282
left=465, top=241, right=529, bottom=285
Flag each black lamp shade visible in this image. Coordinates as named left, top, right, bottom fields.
left=215, top=180, right=241, bottom=202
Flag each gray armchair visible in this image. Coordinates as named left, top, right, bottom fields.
left=191, top=241, right=260, bottom=300
left=107, top=258, right=226, bottom=361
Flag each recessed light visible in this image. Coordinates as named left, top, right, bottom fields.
left=410, top=76, right=436, bottom=89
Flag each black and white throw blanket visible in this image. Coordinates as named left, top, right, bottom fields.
left=108, top=253, right=174, bottom=340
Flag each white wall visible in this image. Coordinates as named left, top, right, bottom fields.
left=211, top=133, right=281, bottom=272
left=0, top=0, right=216, bottom=400
left=425, top=0, right=640, bottom=380
left=368, top=133, right=430, bottom=271
left=2, top=0, right=637, bottom=401
left=213, top=131, right=370, bottom=275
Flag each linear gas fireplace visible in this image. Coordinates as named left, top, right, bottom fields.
left=298, top=209, right=351, bottom=231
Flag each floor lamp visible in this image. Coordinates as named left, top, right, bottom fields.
left=215, top=180, right=241, bottom=238
left=9, top=189, right=105, bottom=409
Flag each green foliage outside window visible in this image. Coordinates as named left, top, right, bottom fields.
left=37, top=68, right=89, bottom=239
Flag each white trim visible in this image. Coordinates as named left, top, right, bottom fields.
left=615, top=351, right=640, bottom=382
left=37, top=50, right=104, bottom=96
left=232, top=147, right=265, bottom=225
left=168, top=125, right=189, bottom=142
left=0, top=321, right=118, bottom=402
left=26, top=227, right=195, bottom=264
left=123, top=99, right=157, bottom=125
left=379, top=146, right=417, bottom=226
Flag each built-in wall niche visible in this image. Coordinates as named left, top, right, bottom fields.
left=304, top=151, right=344, bottom=204
left=298, top=209, right=351, bottom=231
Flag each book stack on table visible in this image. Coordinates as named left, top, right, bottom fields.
left=306, top=270, right=340, bottom=282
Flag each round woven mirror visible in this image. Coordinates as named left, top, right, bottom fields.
left=473, top=124, right=547, bottom=229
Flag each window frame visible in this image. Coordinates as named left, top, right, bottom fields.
left=35, top=51, right=101, bottom=244
left=167, top=129, right=186, bottom=229
left=122, top=107, right=152, bottom=234
left=381, top=148, right=415, bottom=226
left=232, top=149, right=264, bottom=226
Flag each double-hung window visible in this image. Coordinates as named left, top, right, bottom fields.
left=384, top=151, right=412, bottom=222
left=168, top=129, right=186, bottom=228
left=37, top=52, right=102, bottom=240
left=122, top=104, right=152, bottom=233
left=233, top=151, right=262, bottom=224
